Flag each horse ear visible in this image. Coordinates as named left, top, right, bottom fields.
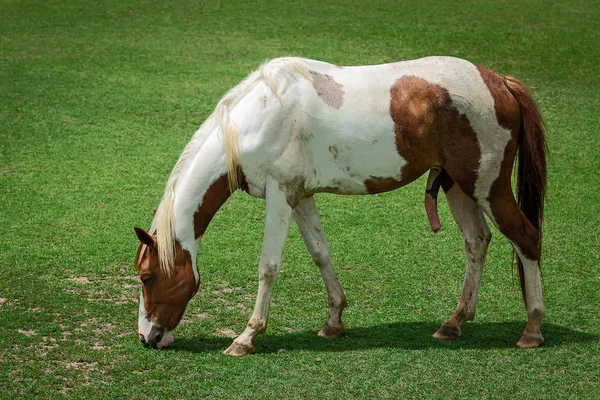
left=134, top=227, right=155, bottom=248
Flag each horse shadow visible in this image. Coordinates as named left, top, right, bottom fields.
left=172, top=321, right=598, bottom=354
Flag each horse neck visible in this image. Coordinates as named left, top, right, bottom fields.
left=172, top=132, right=233, bottom=246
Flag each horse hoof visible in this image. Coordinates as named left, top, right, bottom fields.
left=433, top=323, right=461, bottom=339
left=223, top=341, right=255, bottom=356
left=517, top=333, right=544, bottom=348
left=318, top=324, right=345, bottom=338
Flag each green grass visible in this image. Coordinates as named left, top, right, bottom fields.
left=1, top=0, right=599, bottom=398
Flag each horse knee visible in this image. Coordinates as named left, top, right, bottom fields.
left=259, top=260, right=280, bottom=282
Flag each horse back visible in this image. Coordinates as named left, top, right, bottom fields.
left=239, top=57, right=519, bottom=201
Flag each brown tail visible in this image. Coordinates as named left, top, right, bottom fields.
left=503, top=76, right=548, bottom=303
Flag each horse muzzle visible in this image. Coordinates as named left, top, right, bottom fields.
left=140, top=325, right=174, bottom=349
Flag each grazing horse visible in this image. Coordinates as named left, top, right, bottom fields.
left=134, top=56, right=547, bottom=355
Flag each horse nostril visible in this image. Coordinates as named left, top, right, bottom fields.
left=147, top=326, right=166, bottom=349
left=147, top=325, right=168, bottom=349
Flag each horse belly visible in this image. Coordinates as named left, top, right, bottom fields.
left=304, top=104, right=409, bottom=195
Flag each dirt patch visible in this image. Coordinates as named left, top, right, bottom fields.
left=218, top=328, right=239, bottom=338
left=310, top=70, right=345, bottom=109
left=64, top=361, right=98, bottom=371
left=213, top=287, right=235, bottom=294
left=68, top=277, right=90, bottom=284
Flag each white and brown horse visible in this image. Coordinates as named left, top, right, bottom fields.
left=134, top=56, right=547, bottom=355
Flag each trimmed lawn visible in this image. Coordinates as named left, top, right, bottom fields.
left=1, top=0, right=598, bottom=398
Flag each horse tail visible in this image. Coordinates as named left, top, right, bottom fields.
left=503, top=76, right=548, bottom=300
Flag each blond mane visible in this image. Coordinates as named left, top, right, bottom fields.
left=154, top=57, right=312, bottom=274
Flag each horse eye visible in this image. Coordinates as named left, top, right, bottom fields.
left=141, top=276, right=153, bottom=285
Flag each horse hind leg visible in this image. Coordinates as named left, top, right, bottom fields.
left=433, top=182, right=492, bottom=339
left=482, top=185, right=545, bottom=348
left=294, top=196, right=347, bottom=338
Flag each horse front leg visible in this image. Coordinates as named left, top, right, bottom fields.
left=223, top=177, right=293, bottom=356
left=294, top=196, right=347, bottom=338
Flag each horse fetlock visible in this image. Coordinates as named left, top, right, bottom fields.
left=528, top=306, right=546, bottom=319
left=461, top=310, right=476, bottom=322
left=448, top=307, right=474, bottom=326
left=248, top=317, right=268, bottom=334
left=328, top=293, right=348, bottom=310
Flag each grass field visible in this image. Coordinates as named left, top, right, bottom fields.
left=1, top=0, right=599, bottom=398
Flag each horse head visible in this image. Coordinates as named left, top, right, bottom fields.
left=134, top=227, right=198, bottom=349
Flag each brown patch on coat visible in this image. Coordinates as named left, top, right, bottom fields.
left=364, top=177, right=403, bottom=193
left=194, top=170, right=247, bottom=238
left=476, top=65, right=521, bottom=132
left=194, top=174, right=232, bottom=238
left=365, top=76, right=481, bottom=196
left=310, top=70, right=344, bottom=109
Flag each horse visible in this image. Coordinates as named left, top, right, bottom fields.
left=133, top=56, right=547, bottom=355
